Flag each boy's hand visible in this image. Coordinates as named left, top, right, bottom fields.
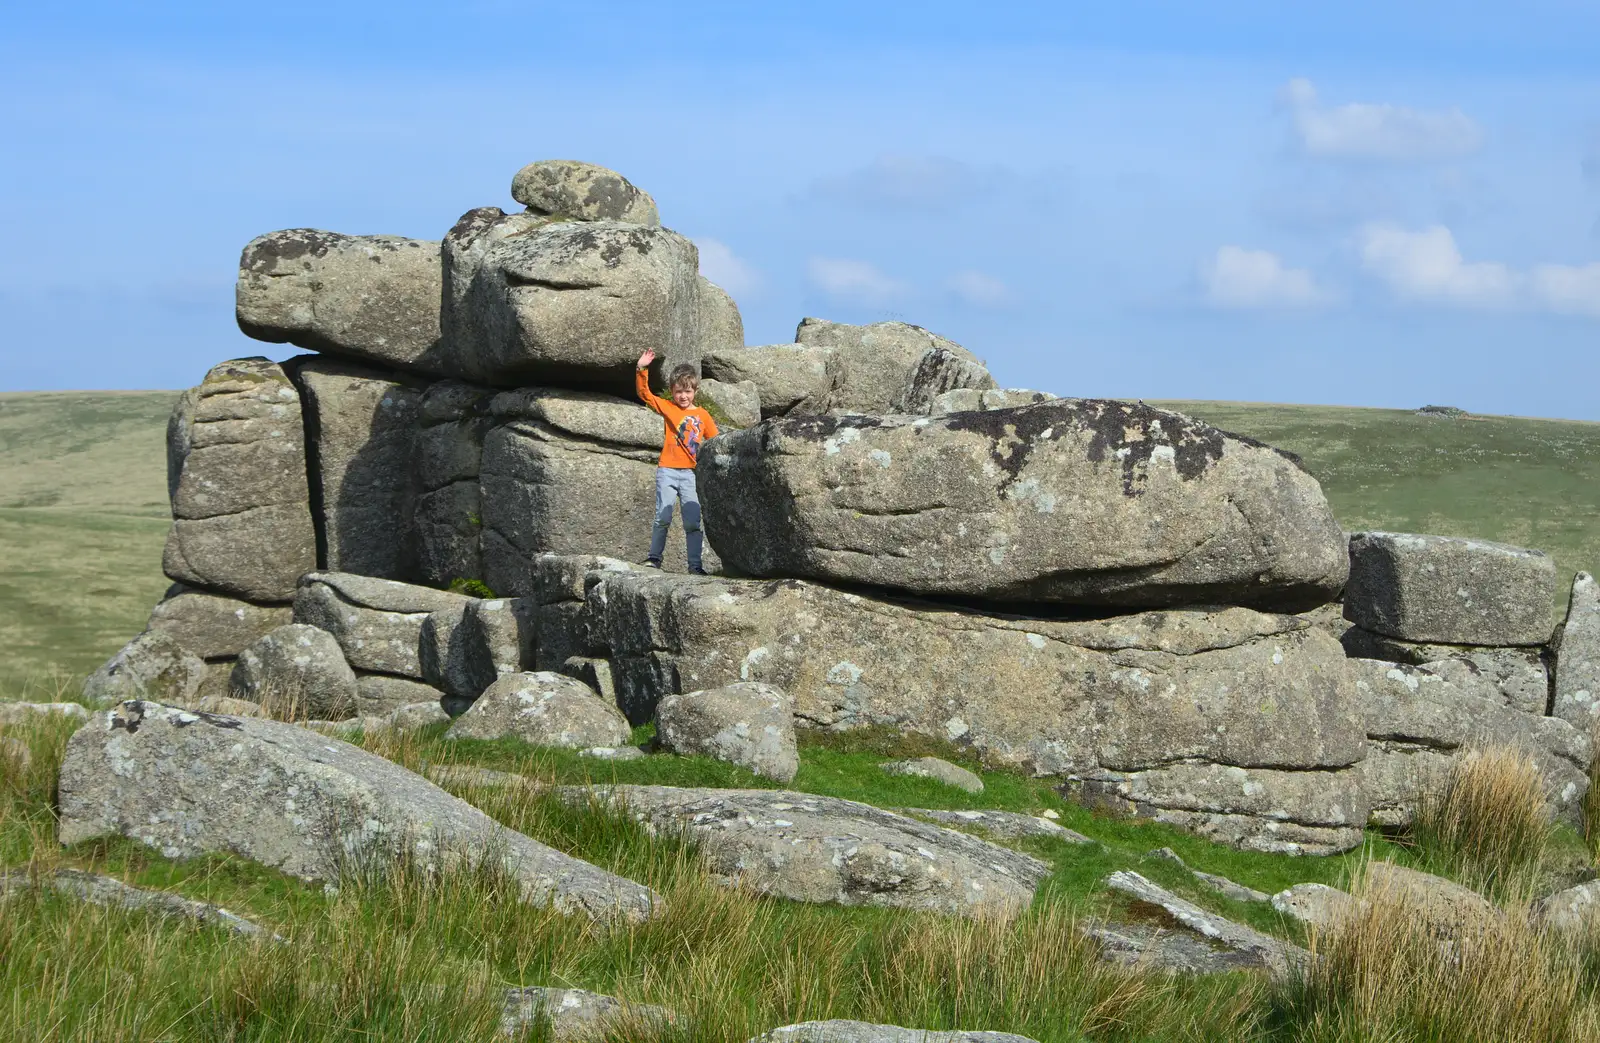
left=636, top=350, right=656, bottom=370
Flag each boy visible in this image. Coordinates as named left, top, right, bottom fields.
left=635, top=349, right=719, bottom=573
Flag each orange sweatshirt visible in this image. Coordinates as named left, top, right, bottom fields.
left=636, top=367, right=720, bottom=469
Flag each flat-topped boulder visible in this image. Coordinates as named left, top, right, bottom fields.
left=1340, top=627, right=1549, bottom=716
left=236, top=229, right=446, bottom=374
left=531, top=555, right=1367, bottom=854
left=1343, top=532, right=1557, bottom=646
left=162, top=358, right=315, bottom=602
left=444, top=671, right=630, bottom=748
left=655, top=682, right=798, bottom=782
left=699, top=400, right=1348, bottom=612
left=700, top=343, right=834, bottom=419
left=564, top=784, right=1050, bottom=918
left=59, top=701, right=660, bottom=922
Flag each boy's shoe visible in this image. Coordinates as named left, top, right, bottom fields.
left=643, top=558, right=663, bottom=569
left=687, top=566, right=708, bottom=575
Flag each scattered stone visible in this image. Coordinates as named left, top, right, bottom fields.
left=509, top=160, right=660, bottom=225
left=655, top=682, right=798, bottom=782
left=146, top=586, right=293, bottom=661
left=700, top=343, right=834, bottom=419
left=444, top=672, right=631, bottom=749
left=1364, top=862, right=1498, bottom=937
left=59, top=701, right=660, bottom=922
left=569, top=785, right=1049, bottom=918
left=161, top=358, right=317, bottom=602
left=579, top=746, right=646, bottom=761
left=1343, top=532, right=1557, bottom=646
left=751, top=1022, right=1040, bottom=1043
left=1102, top=871, right=1308, bottom=976
left=388, top=701, right=450, bottom=731
left=1145, top=848, right=1269, bottom=903
left=531, top=556, right=1367, bottom=853
left=900, top=809, right=1091, bottom=844
left=1083, top=919, right=1263, bottom=974
left=699, top=400, right=1348, bottom=612
left=1532, top=879, right=1600, bottom=937
left=231, top=624, right=358, bottom=722
left=699, top=377, right=761, bottom=429
left=880, top=757, right=984, bottom=794
left=500, top=986, right=674, bottom=1040
left=236, top=229, right=446, bottom=374
left=294, top=358, right=427, bottom=580
left=1553, top=572, right=1600, bottom=731
left=0, top=702, right=90, bottom=725
left=294, top=572, right=472, bottom=678
left=83, top=631, right=208, bottom=708
left=893, top=347, right=997, bottom=414
left=0, top=867, right=282, bottom=940
left=1271, top=883, right=1362, bottom=932
left=1349, top=657, right=1590, bottom=827
left=356, top=674, right=445, bottom=717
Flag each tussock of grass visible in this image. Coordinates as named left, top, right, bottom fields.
left=1409, top=746, right=1553, bottom=897
left=1273, top=862, right=1592, bottom=1043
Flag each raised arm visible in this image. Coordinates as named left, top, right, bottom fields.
left=635, top=350, right=667, bottom=415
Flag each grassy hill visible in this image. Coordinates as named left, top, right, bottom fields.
left=2, top=391, right=1596, bottom=686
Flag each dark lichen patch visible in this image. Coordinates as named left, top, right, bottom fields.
left=944, top=398, right=1241, bottom=496
left=444, top=206, right=508, bottom=246
left=579, top=174, right=644, bottom=221
left=772, top=413, right=886, bottom=442
left=241, top=228, right=341, bottom=272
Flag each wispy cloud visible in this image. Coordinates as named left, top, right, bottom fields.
left=944, top=269, right=1016, bottom=308
left=1358, top=223, right=1600, bottom=317
left=807, top=155, right=1012, bottom=213
left=807, top=257, right=910, bottom=306
left=1200, top=246, right=1332, bottom=309
left=1281, top=78, right=1483, bottom=162
left=693, top=237, right=761, bottom=297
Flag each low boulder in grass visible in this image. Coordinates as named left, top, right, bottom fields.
left=83, top=631, right=208, bottom=707
left=880, top=756, right=984, bottom=794
left=231, top=624, right=358, bottom=722
left=1533, top=879, right=1600, bottom=938
left=654, top=682, right=798, bottom=782
left=58, top=701, right=661, bottom=922
left=752, top=1023, right=1041, bottom=1043
left=445, top=671, right=630, bottom=748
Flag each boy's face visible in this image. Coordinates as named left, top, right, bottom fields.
left=671, top=384, right=697, bottom=409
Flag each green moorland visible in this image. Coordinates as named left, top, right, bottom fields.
left=2, top=391, right=1600, bottom=1041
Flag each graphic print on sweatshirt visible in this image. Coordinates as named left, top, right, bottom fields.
left=677, top=415, right=705, bottom=460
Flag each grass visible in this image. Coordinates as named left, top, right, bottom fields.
left=1408, top=746, right=1553, bottom=898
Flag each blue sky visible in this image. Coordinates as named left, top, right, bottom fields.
left=3, top=2, right=1598, bottom=419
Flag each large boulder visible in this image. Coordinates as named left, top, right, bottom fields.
left=1340, top=627, right=1548, bottom=716
left=293, top=572, right=472, bottom=678
left=530, top=556, right=1368, bottom=854
left=654, top=682, right=798, bottom=782
left=892, top=347, right=998, bottom=414
left=696, top=276, right=744, bottom=357
left=699, top=400, right=1348, bottom=612
left=236, top=229, right=446, bottom=374
left=1553, top=572, right=1600, bottom=731
left=442, top=212, right=709, bottom=394
left=83, top=631, right=207, bottom=707
left=1349, top=657, right=1590, bottom=827
left=444, top=671, right=631, bottom=748
left=293, top=358, right=426, bottom=580
left=58, top=701, right=660, bottom=922
left=413, top=381, right=497, bottom=586
left=567, top=785, right=1050, bottom=918
left=1343, top=532, right=1557, bottom=646
left=162, top=358, right=316, bottom=602
left=700, top=344, right=834, bottom=419
left=795, top=318, right=985, bottom=415
left=145, top=585, right=293, bottom=661
left=510, top=160, right=660, bottom=225
left=230, top=624, right=358, bottom=721
left=478, top=387, right=708, bottom=591
left=698, top=378, right=761, bottom=429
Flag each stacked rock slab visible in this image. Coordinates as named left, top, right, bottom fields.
left=145, top=585, right=293, bottom=665
left=531, top=555, right=1367, bottom=854
left=1349, top=657, right=1589, bottom=827
left=162, top=358, right=316, bottom=603
left=412, top=381, right=496, bottom=586
left=699, top=400, right=1349, bottom=612
left=1339, top=628, right=1549, bottom=716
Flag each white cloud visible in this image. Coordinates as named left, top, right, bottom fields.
left=1357, top=223, right=1600, bottom=317
left=1282, top=78, right=1482, bottom=162
left=1200, top=246, right=1332, bottom=309
left=944, top=269, right=1016, bottom=308
left=694, top=238, right=760, bottom=297
left=807, top=257, right=909, bottom=306
left=1357, top=224, right=1516, bottom=306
